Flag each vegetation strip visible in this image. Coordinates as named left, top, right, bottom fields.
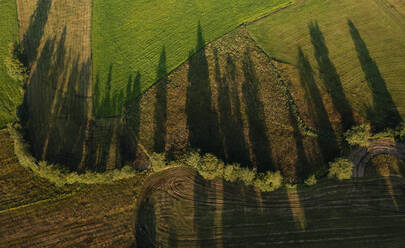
left=8, top=125, right=142, bottom=186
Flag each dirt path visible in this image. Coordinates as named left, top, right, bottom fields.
left=350, top=139, right=405, bottom=177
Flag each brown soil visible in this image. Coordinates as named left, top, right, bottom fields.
left=125, top=27, right=358, bottom=182
left=135, top=167, right=405, bottom=247
left=17, top=0, right=95, bottom=171
left=0, top=130, right=144, bottom=247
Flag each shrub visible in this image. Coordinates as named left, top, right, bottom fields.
left=328, top=158, right=354, bottom=180
left=182, top=151, right=201, bottom=170
left=304, top=174, right=317, bottom=186
left=396, top=123, right=405, bottom=142
left=150, top=153, right=167, bottom=172
left=198, top=153, right=224, bottom=180
left=254, top=171, right=283, bottom=192
left=239, top=167, right=256, bottom=185
left=4, top=42, right=28, bottom=81
left=345, top=124, right=371, bottom=147
left=223, top=164, right=242, bottom=183
left=9, top=125, right=140, bottom=186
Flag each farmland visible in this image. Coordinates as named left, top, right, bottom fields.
left=0, top=0, right=23, bottom=128
left=92, top=0, right=294, bottom=116
left=248, top=0, right=405, bottom=131
left=1, top=0, right=405, bottom=246
left=136, top=167, right=405, bottom=247
left=0, top=129, right=145, bottom=247
left=2, top=127, right=405, bottom=247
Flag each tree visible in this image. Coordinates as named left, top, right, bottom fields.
left=304, top=174, right=317, bottom=186
left=328, top=158, right=354, bottom=180
left=345, top=123, right=371, bottom=147
left=4, top=42, right=28, bottom=82
left=198, top=153, right=224, bottom=180
left=254, top=171, right=283, bottom=192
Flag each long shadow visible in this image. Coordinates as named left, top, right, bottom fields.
left=122, top=72, right=142, bottom=165
left=135, top=197, right=157, bottom=248
left=297, top=47, right=339, bottom=164
left=22, top=0, right=52, bottom=66
left=288, top=101, right=310, bottom=181
left=242, top=48, right=274, bottom=172
left=215, top=50, right=250, bottom=166
left=221, top=181, right=262, bottom=247
left=153, top=47, right=168, bottom=153
left=186, top=22, right=222, bottom=156
left=309, top=21, right=355, bottom=131
left=348, top=19, right=403, bottom=131
left=193, top=173, right=216, bottom=247
left=93, top=65, right=115, bottom=117
left=26, top=29, right=92, bottom=171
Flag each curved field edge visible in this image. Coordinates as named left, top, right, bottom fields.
left=91, top=0, right=295, bottom=117
left=0, top=0, right=23, bottom=128
left=8, top=125, right=145, bottom=186
left=247, top=0, right=405, bottom=126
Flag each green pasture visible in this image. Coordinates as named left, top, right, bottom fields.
left=0, top=0, right=22, bottom=128
left=92, top=0, right=293, bottom=117
left=248, top=0, right=405, bottom=130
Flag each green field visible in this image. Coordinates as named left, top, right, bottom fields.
left=92, top=0, right=293, bottom=116
left=0, top=0, right=23, bottom=128
left=248, top=0, right=405, bottom=130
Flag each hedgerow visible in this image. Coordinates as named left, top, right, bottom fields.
left=9, top=124, right=141, bottom=187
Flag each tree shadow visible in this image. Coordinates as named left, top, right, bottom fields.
left=93, top=65, right=123, bottom=117
left=135, top=197, right=157, bottom=248
left=288, top=99, right=310, bottom=180
left=348, top=19, right=403, bottom=131
left=153, top=46, right=168, bottom=153
left=215, top=50, right=250, bottom=166
left=242, top=48, right=274, bottom=172
left=26, top=28, right=93, bottom=171
left=193, top=173, right=216, bottom=247
left=122, top=72, right=142, bottom=165
left=297, top=47, right=339, bottom=165
left=22, top=0, right=52, bottom=66
left=186, top=22, right=222, bottom=156
left=308, top=21, right=355, bottom=131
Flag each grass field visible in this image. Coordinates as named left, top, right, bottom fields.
left=92, top=0, right=294, bottom=117
left=248, top=0, right=405, bottom=131
left=0, top=0, right=23, bottom=128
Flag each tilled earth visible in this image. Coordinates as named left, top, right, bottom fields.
left=136, top=167, right=405, bottom=248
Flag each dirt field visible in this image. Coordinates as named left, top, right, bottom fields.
left=136, top=167, right=405, bottom=248
left=124, top=27, right=357, bottom=182
left=16, top=0, right=94, bottom=171
left=0, top=129, right=144, bottom=248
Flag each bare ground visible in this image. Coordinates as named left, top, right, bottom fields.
left=135, top=167, right=405, bottom=248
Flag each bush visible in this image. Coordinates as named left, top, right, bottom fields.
left=4, top=42, right=28, bottom=81
left=254, top=171, right=283, bottom=192
left=396, top=123, right=405, bottom=142
left=198, top=153, right=224, bottom=180
left=223, top=164, right=242, bottom=183
left=9, top=125, right=140, bottom=186
left=150, top=153, right=167, bottom=172
left=304, top=174, right=317, bottom=186
left=182, top=151, right=201, bottom=170
left=345, top=124, right=372, bottom=147
left=239, top=167, right=256, bottom=185
left=328, top=158, right=354, bottom=180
